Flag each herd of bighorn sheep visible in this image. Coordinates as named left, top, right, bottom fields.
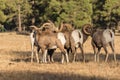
left=30, top=20, right=117, bottom=63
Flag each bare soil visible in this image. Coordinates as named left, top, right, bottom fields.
left=0, top=32, right=120, bottom=80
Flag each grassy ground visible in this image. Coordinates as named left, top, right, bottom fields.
left=0, top=32, right=120, bottom=80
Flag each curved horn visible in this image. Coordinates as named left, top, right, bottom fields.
left=82, top=24, right=92, bottom=35
left=48, top=20, right=58, bottom=32
left=59, top=22, right=64, bottom=32
left=48, top=20, right=56, bottom=28
left=41, top=20, right=58, bottom=32
left=30, top=25, right=42, bottom=34
left=40, top=22, right=52, bottom=29
left=30, top=25, right=38, bottom=31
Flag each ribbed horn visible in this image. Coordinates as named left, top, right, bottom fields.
left=30, top=25, right=38, bottom=31
left=82, top=24, right=92, bottom=35
left=48, top=20, right=58, bottom=32
left=59, top=22, right=64, bottom=32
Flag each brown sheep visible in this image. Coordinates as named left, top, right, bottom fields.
left=91, top=28, right=116, bottom=62
left=70, top=24, right=92, bottom=62
left=30, top=25, right=69, bottom=63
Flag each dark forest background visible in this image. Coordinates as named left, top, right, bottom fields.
left=0, top=0, right=120, bottom=32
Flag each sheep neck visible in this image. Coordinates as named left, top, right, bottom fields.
left=82, top=31, right=89, bottom=43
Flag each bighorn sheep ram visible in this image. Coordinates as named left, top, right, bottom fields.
left=58, top=23, right=89, bottom=62
left=30, top=25, right=69, bottom=63
left=30, top=20, right=58, bottom=63
left=91, top=28, right=116, bottom=62
left=30, top=29, right=55, bottom=63
left=70, top=24, right=92, bottom=62
left=41, top=22, right=92, bottom=63
left=39, top=21, right=74, bottom=62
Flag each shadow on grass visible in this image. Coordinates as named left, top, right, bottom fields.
left=11, top=51, right=120, bottom=63
left=84, top=53, right=120, bottom=62
left=69, top=52, right=120, bottom=63
left=11, top=51, right=31, bottom=62
left=0, top=71, right=110, bottom=80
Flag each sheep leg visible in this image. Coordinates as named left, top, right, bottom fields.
left=56, top=40, right=69, bottom=63
left=94, top=48, right=97, bottom=62
left=79, top=44, right=85, bottom=62
left=48, top=49, right=55, bottom=63
left=41, top=49, right=47, bottom=63
left=73, top=52, right=76, bottom=62
left=30, top=33, right=35, bottom=63
left=31, top=45, right=35, bottom=63
left=50, top=52, right=55, bottom=63
left=91, top=41, right=97, bottom=62
left=96, top=47, right=101, bottom=62
left=44, top=49, right=47, bottom=63
left=51, top=55, right=54, bottom=63
left=71, top=47, right=76, bottom=62
left=61, top=53, right=65, bottom=64
left=31, top=51, right=34, bottom=63
left=66, top=48, right=72, bottom=56
left=61, top=51, right=69, bottom=63
left=103, top=46, right=108, bottom=62
left=35, top=47, right=40, bottom=63
left=47, top=49, right=51, bottom=62
left=109, top=42, right=116, bottom=62
left=65, top=50, right=69, bottom=63
left=47, top=55, right=50, bottom=62
left=70, top=42, right=76, bottom=62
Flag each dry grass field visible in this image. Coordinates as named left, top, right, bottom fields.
left=0, top=32, right=120, bottom=80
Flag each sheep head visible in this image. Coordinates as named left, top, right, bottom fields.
left=59, top=22, right=74, bottom=32
left=40, top=20, right=58, bottom=32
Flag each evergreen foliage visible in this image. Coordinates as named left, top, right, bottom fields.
left=0, top=0, right=120, bottom=31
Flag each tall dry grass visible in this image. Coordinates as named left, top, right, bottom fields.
left=0, top=32, right=120, bottom=80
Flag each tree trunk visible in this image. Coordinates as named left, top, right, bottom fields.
left=18, top=4, right=22, bottom=32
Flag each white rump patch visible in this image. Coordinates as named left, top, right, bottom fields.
left=57, top=32, right=66, bottom=45
left=103, top=29, right=114, bottom=43
left=71, top=29, right=83, bottom=48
